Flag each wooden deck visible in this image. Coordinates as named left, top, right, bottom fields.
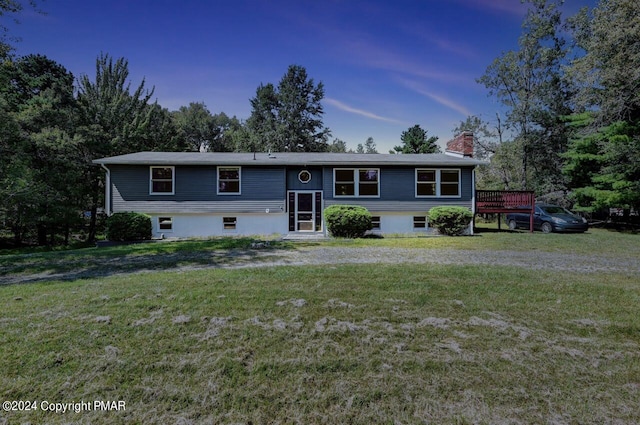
left=475, top=190, right=535, bottom=232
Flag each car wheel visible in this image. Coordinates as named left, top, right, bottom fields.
left=508, top=220, right=518, bottom=230
left=541, top=222, right=553, bottom=234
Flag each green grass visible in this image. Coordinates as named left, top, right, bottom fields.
left=2, top=229, right=637, bottom=283
left=328, top=226, right=640, bottom=256
left=1, top=230, right=639, bottom=423
left=1, top=262, right=639, bottom=424
left=0, top=237, right=294, bottom=283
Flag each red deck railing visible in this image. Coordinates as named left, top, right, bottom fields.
left=475, top=190, right=536, bottom=232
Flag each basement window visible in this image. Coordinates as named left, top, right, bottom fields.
left=413, top=216, right=427, bottom=230
left=371, top=216, right=381, bottom=230
left=223, top=217, right=237, bottom=231
left=158, top=217, right=173, bottom=231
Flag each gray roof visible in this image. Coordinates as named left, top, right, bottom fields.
left=94, top=151, right=485, bottom=167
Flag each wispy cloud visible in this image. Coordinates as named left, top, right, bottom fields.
left=325, top=98, right=405, bottom=124
left=338, top=36, right=476, bottom=86
left=398, top=78, right=472, bottom=117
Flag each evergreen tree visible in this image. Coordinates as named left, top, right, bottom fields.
left=0, top=54, right=79, bottom=245
left=364, top=137, right=378, bottom=153
left=563, top=0, right=640, bottom=214
left=394, top=124, right=440, bottom=154
left=76, top=53, right=156, bottom=241
left=246, top=65, right=330, bottom=152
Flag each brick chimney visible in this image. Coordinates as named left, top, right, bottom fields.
left=445, top=131, right=474, bottom=158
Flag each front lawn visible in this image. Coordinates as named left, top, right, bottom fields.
left=1, top=261, right=638, bottom=424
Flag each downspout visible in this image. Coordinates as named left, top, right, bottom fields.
left=100, top=163, right=111, bottom=216
left=471, top=166, right=476, bottom=235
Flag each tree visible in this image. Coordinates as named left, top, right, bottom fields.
left=394, top=124, right=440, bottom=154
left=568, top=0, right=640, bottom=124
left=0, top=54, right=80, bottom=245
left=563, top=116, right=640, bottom=214
left=453, top=116, right=499, bottom=160
left=211, top=112, right=242, bottom=152
left=563, top=0, right=640, bottom=214
left=76, top=53, right=156, bottom=241
left=245, top=83, right=279, bottom=152
left=172, top=102, right=216, bottom=152
left=140, top=103, right=183, bottom=151
left=246, top=65, right=331, bottom=152
left=327, top=138, right=348, bottom=153
left=478, top=0, right=572, bottom=192
left=364, top=137, right=378, bottom=153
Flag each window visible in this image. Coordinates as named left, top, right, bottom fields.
left=440, top=170, right=460, bottom=196
left=223, top=217, right=237, bottom=231
left=218, top=167, right=241, bottom=194
left=371, top=216, right=381, bottom=230
left=158, top=217, right=173, bottom=231
left=334, top=168, right=379, bottom=197
left=416, top=169, right=460, bottom=197
left=416, top=170, right=436, bottom=196
left=413, top=216, right=427, bottom=229
left=298, top=170, right=312, bottom=184
left=150, top=166, right=174, bottom=195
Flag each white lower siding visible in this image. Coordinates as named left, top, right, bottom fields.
left=370, top=213, right=473, bottom=235
left=371, top=213, right=431, bottom=234
left=150, top=213, right=289, bottom=238
left=144, top=210, right=472, bottom=238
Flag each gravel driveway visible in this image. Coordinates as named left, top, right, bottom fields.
left=2, top=245, right=638, bottom=285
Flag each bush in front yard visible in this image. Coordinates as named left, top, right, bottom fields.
left=427, top=206, right=473, bottom=236
left=105, top=212, right=152, bottom=241
left=324, top=205, right=373, bottom=238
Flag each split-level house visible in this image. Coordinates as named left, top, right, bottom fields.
left=93, top=132, right=482, bottom=238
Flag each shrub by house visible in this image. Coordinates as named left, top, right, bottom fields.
left=427, top=206, right=473, bottom=236
left=105, top=212, right=152, bottom=241
left=324, top=205, right=372, bottom=238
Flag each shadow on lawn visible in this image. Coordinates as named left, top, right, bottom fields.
left=0, top=238, right=297, bottom=285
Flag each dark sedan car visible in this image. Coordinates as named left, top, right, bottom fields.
left=506, top=204, right=588, bottom=233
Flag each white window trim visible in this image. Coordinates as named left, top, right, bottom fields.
left=217, top=166, right=241, bottom=195
left=149, top=166, right=175, bottom=195
left=334, top=168, right=380, bottom=198
left=415, top=168, right=461, bottom=198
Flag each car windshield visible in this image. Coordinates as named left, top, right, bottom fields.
left=541, top=206, right=570, bottom=215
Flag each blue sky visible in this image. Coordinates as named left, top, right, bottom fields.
left=8, top=0, right=595, bottom=152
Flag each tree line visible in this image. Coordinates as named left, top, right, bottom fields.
left=1, top=0, right=637, bottom=246
left=466, top=0, right=639, bottom=218
left=0, top=49, right=438, bottom=246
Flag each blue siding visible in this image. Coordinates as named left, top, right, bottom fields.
left=110, top=165, right=286, bottom=213
left=109, top=163, right=475, bottom=215
left=323, top=166, right=474, bottom=202
left=110, top=165, right=285, bottom=202
left=286, top=167, right=323, bottom=190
